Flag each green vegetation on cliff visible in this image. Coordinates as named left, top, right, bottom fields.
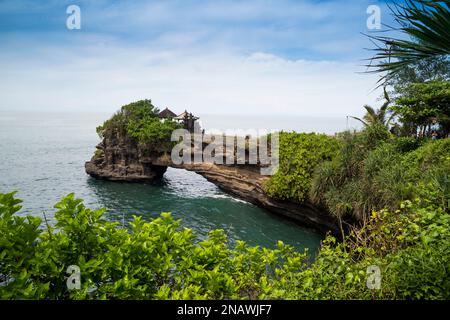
left=310, top=129, right=450, bottom=223
left=264, top=132, right=339, bottom=202
left=2, top=106, right=449, bottom=300
left=96, top=99, right=181, bottom=152
left=265, top=124, right=449, bottom=227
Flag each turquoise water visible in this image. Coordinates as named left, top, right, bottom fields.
left=0, top=111, right=322, bottom=252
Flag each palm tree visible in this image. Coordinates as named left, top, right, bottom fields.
left=351, top=87, right=395, bottom=127
left=367, top=0, right=450, bottom=83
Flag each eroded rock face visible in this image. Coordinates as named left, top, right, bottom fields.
left=85, top=129, right=339, bottom=236
left=85, top=128, right=167, bottom=182
left=178, top=163, right=339, bottom=236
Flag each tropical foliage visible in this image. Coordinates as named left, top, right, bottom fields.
left=310, top=128, right=450, bottom=224
left=96, top=99, right=181, bottom=152
left=367, top=0, right=450, bottom=83
left=387, top=56, right=450, bottom=88
left=285, top=199, right=450, bottom=299
left=2, top=99, right=449, bottom=300
left=264, top=132, right=339, bottom=202
left=1, top=191, right=449, bottom=300
left=351, top=87, right=394, bottom=127
left=0, top=191, right=308, bottom=299
left=391, top=80, right=450, bottom=137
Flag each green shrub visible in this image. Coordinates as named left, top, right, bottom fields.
left=96, top=99, right=181, bottom=152
left=265, top=132, right=339, bottom=202
left=402, top=138, right=450, bottom=172
left=281, top=200, right=450, bottom=300
left=359, top=123, right=392, bottom=150
left=311, top=129, right=450, bottom=221
left=1, top=192, right=448, bottom=300
left=0, top=192, right=306, bottom=300
left=392, top=136, right=422, bottom=153
left=310, top=127, right=392, bottom=221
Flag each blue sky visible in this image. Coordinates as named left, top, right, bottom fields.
left=0, top=0, right=401, bottom=119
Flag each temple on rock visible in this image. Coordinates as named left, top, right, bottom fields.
left=158, top=108, right=200, bottom=133
left=158, top=107, right=177, bottom=119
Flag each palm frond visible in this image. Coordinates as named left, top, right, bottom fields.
left=383, top=86, right=391, bottom=104
left=366, top=0, right=450, bottom=83
left=363, top=105, right=377, bottom=115
left=349, top=116, right=368, bottom=126
left=380, top=87, right=391, bottom=113
left=363, top=105, right=377, bottom=123
left=351, top=88, right=393, bottom=127
left=386, top=112, right=397, bottom=127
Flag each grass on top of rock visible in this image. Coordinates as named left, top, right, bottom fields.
left=264, top=132, right=339, bottom=202
left=264, top=124, right=449, bottom=227
left=96, top=99, right=181, bottom=153
left=310, top=126, right=450, bottom=222
left=310, top=125, right=450, bottom=223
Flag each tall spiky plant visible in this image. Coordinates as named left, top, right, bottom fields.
left=351, top=87, right=395, bottom=127
left=367, top=0, right=450, bottom=83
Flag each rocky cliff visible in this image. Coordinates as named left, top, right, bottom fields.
left=85, top=126, right=168, bottom=182
left=85, top=128, right=340, bottom=236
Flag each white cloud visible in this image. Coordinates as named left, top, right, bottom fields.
left=0, top=0, right=395, bottom=134
left=0, top=42, right=381, bottom=120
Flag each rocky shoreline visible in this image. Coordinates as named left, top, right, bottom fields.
left=85, top=127, right=340, bottom=236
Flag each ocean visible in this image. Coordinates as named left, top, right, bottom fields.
left=0, top=111, right=339, bottom=253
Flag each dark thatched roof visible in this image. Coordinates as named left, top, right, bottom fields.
left=158, top=107, right=177, bottom=119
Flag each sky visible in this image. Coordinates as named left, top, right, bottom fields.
left=0, top=0, right=402, bottom=120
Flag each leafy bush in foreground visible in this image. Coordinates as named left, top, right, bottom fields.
left=1, top=192, right=449, bottom=300
left=0, top=192, right=305, bottom=299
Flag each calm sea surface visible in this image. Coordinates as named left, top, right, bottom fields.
left=0, top=111, right=329, bottom=253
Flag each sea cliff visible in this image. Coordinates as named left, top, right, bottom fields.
left=86, top=123, right=339, bottom=236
